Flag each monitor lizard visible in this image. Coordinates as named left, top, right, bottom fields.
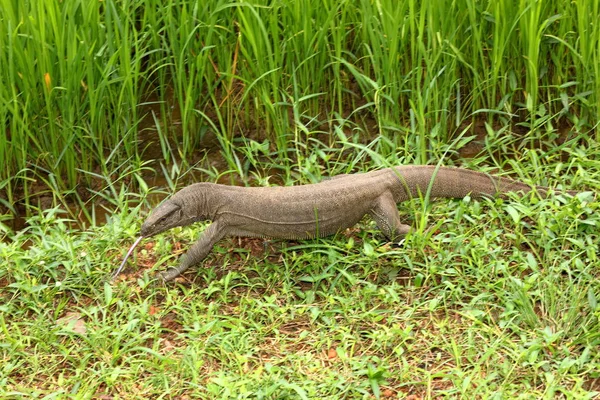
left=114, top=165, right=578, bottom=281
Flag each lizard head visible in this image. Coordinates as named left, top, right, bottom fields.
left=140, top=199, right=191, bottom=237
left=140, top=183, right=215, bottom=237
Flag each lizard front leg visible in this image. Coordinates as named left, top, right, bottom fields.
left=160, top=220, right=227, bottom=282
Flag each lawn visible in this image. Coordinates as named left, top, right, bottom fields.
left=2, top=157, right=600, bottom=398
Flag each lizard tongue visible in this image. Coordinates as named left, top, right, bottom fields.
left=112, top=236, right=144, bottom=280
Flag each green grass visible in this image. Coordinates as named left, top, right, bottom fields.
left=1, top=0, right=599, bottom=210
left=1, top=154, right=600, bottom=398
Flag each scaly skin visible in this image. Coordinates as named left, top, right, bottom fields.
left=138, top=165, right=577, bottom=281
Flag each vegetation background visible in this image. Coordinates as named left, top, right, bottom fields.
left=1, top=0, right=600, bottom=398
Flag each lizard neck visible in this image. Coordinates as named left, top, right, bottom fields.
left=172, top=182, right=225, bottom=222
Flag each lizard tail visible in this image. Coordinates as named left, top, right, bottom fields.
left=390, top=165, right=576, bottom=201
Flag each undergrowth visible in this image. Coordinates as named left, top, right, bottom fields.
left=1, top=154, right=599, bottom=398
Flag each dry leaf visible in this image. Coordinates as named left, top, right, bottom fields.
left=56, top=312, right=87, bottom=335
left=44, top=72, right=51, bottom=90
left=327, top=348, right=338, bottom=360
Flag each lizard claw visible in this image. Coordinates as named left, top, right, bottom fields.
left=388, top=238, right=406, bottom=249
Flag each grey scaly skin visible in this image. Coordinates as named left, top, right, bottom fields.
left=137, top=165, right=577, bottom=281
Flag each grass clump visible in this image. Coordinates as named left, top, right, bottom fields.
left=1, top=0, right=599, bottom=209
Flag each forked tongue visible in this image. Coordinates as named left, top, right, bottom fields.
left=112, top=236, right=144, bottom=280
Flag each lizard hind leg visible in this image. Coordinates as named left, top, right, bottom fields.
left=368, top=191, right=411, bottom=242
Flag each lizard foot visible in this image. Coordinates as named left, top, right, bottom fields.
left=159, top=265, right=189, bottom=282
